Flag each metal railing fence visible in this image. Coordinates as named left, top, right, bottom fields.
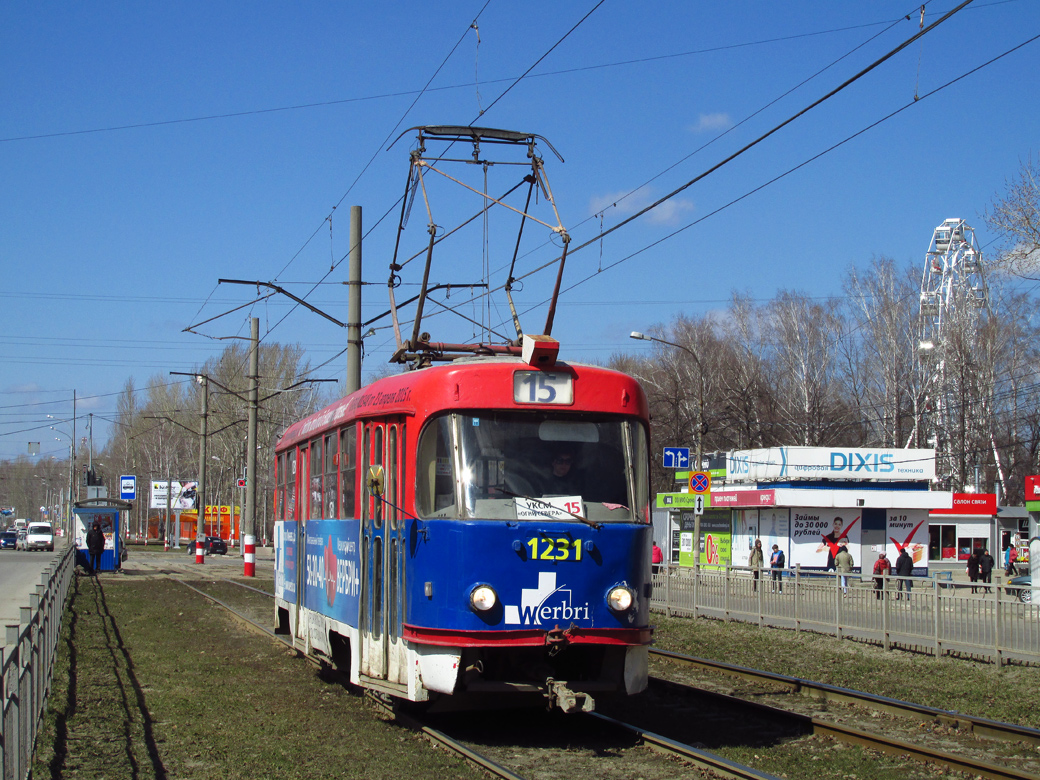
left=651, top=564, right=1040, bottom=665
left=1, top=544, right=76, bottom=780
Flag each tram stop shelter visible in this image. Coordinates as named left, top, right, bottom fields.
left=73, top=497, right=131, bottom=573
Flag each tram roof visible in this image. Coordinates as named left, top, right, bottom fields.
left=277, top=356, right=648, bottom=451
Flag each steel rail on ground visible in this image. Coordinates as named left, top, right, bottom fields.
left=162, top=571, right=532, bottom=780
left=590, top=712, right=782, bottom=780
left=651, top=648, right=1040, bottom=747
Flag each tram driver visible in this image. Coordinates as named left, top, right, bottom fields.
left=541, top=446, right=585, bottom=496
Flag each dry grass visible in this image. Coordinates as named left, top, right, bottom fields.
left=33, top=572, right=483, bottom=780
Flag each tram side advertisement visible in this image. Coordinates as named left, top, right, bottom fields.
left=275, top=519, right=363, bottom=625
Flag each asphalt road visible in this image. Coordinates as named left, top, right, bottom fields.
left=0, top=540, right=69, bottom=645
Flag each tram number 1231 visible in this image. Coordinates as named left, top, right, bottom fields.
left=527, top=536, right=583, bottom=562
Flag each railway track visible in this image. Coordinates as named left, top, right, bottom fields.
left=645, top=648, right=1040, bottom=780
left=651, top=648, right=1040, bottom=746
left=130, top=554, right=778, bottom=779
left=126, top=554, right=1040, bottom=779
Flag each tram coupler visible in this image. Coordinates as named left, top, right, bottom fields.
left=544, top=678, right=594, bottom=714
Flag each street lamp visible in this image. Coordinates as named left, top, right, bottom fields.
left=49, top=416, right=77, bottom=540
left=631, top=330, right=707, bottom=569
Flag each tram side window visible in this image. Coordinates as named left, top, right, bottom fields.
left=309, top=439, right=323, bottom=519
left=416, top=416, right=456, bottom=517
left=324, top=432, right=338, bottom=519
left=286, top=449, right=297, bottom=521
left=340, top=424, right=357, bottom=518
left=276, top=453, right=286, bottom=520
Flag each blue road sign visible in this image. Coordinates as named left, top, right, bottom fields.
left=120, top=475, right=137, bottom=501
left=663, top=447, right=690, bottom=469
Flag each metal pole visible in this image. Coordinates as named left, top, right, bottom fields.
left=244, top=318, right=259, bottom=577
left=165, top=478, right=172, bottom=551
left=346, top=205, right=363, bottom=395
left=196, top=377, right=208, bottom=564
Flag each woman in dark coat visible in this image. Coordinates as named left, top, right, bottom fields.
left=966, top=549, right=981, bottom=594
left=86, top=520, right=105, bottom=575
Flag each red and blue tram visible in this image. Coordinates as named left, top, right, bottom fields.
left=273, top=353, right=652, bottom=711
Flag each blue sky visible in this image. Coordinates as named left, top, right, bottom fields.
left=2, top=0, right=1039, bottom=462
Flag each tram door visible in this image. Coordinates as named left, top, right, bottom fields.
left=360, top=419, right=407, bottom=683
left=291, top=446, right=305, bottom=642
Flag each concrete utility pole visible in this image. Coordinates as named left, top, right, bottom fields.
left=195, top=376, right=209, bottom=564
left=346, top=205, right=363, bottom=395
left=243, top=317, right=259, bottom=577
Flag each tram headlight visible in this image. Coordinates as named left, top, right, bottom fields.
left=607, top=585, right=634, bottom=613
left=470, top=585, right=498, bottom=612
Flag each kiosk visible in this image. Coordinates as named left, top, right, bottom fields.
left=73, top=498, right=131, bottom=572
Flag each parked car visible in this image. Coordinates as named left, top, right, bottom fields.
left=1006, top=573, right=1033, bottom=603
left=26, top=523, right=54, bottom=552
left=186, top=536, right=228, bottom=555
left=0, top=532, right=16, bottom=550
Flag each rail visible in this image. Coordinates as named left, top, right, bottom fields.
left=651, top=564, right=1040, bottom=665
left=1, top=544, right=76, bottom=780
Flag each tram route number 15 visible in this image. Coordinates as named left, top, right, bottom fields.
left=514, top=371, right=573, bottom=405
left=527, top=536, right=583, bottom=562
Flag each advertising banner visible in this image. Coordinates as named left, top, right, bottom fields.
left=726, top=447, right=935, bottom=482
left=302, top=518, right=363, bottom=627
left=885, top=509, right=929, bottom=573
left=149, top=481, right=198, bottom=510
left=678, top=509, right=730, bottom=567
left=790, top=509, right=861, bottom=570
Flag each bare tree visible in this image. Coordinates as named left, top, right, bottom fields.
left=984, top=156, right=1040, bottom=279
left=763, top=291, right=849, bottom=446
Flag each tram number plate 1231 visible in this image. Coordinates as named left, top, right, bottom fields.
left=513, top=371, right=573, bottom=405
left=527, top=535, right=583, bottom=562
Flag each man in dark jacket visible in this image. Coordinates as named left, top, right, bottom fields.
left=895, top=548, right=914, bottom=600
left=86, top=520, right=105, bottom=575
left=978, top=548, right=996, bottom=593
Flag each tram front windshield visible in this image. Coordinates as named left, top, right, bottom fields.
left=416, top=412, right=648, bottom=523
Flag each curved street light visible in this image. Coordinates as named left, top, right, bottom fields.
left=631, top=330, right=707, bottom=570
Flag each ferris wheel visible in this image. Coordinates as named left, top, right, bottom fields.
left=916, top=218, right=988, bottom=487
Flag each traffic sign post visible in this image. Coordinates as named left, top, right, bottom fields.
left=689, top=471, right=711, bottom=494
left=663, top=447, right=690, bottom=470
left=120, top=475, right=137, bottom=501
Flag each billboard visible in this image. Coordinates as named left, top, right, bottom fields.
left=150, top=481, right=198, bottom=510
left=885, top=509, right=929, bottom=573
left=678, top=509, right=730, bottom=567
left=789, top=509, right=862, bottom=570
left=726, top=447, right=935, bottom=482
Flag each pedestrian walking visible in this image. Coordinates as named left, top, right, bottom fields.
left=86, top=520, right=105, bottom=576
left=769, top=544, right=785, bottom=593
left=749, top=539, right=764, bottom=592
left=966, top=549, right=981, bottom=594
left=1005, top=545, right=1019, bottom=577
left=872, top=553, right=890, bottom=600
left=651, top=541, right=663, bottom=575
left=979, top=548, right=995, bottom=592
left=895, top=547, right=913, bottom=600
left=835, top=541, right=854, bottom=595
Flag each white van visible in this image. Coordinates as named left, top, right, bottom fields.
left=26, top=523, right=54, bottom=552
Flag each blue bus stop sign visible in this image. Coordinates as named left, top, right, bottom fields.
left=120, top=475, right=137, bottom=501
